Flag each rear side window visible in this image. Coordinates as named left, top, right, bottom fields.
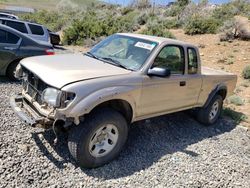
left=6, top=21, right=28, bottom=33
left=28, top=24, right=44, bottom=35
left=188, top=48, right=198, bottom=74
left=0, top=29, right=20, bottom=44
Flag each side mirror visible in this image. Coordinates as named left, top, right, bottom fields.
left=148, top=67, right=171, bottom=77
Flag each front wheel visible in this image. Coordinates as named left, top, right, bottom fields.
left=68, top=108, right=128, bottom=168
left=197, top=95, right=223, bottom=125
left=7, top=61, right=19, bottom=81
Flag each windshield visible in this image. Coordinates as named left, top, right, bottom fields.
left=89, top=34, right=158, bottom=71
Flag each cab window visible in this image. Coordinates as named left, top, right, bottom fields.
left=153, top=45, right=185, bottom=74
left=188, top=48, right=198, bottom=74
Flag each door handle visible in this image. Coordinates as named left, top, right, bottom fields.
left=180, top=81, right=186, bottom=86
left=4, top=47, right=16, bottom=50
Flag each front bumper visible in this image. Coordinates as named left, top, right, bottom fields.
left=10, top=94, right=53, bottom=127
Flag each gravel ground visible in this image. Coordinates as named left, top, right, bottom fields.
left=0, top=77, right=250, bottom=188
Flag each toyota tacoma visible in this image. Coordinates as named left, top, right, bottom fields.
left=11, top=33, right=237, bottom=168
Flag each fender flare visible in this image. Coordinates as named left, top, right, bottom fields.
left=203, top=84, right=227, bottom=108
left=68, top=86, right=137, bottom=119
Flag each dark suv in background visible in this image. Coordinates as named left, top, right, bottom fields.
left=0, top=24, right=54, bottom=80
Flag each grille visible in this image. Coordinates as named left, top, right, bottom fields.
left=22, top=68, right=48, bottom=105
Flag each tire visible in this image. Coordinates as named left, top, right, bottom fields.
left=7, top=61, right=19, bottom=81
left=197, top=95, right=223, bottom=125
left=68, top=108, right=128, bottom=168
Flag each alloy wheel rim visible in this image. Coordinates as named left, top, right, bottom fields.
left=209, top=101, right=219, bottom=121
left=88, top=124, right=119, bottom=158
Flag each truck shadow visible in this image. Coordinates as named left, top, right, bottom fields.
left=32, top=112, right=238, bottom=180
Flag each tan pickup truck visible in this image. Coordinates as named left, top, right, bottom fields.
left=11, top=33, right=237, bottom=168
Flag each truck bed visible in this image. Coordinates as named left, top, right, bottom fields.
left=201, top=66, right=235, bottom=76
left=196, top=66, right=237, bottom=106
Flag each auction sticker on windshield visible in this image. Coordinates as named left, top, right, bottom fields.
left=135, top=42, right=156, bottom=51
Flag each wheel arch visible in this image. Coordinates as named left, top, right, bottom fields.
left=89, top=99, right=134, bottom=124
left=204, top=84, right=227, bottom=108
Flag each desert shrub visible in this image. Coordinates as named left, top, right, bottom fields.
left=108, top=10, right=140, bottom=33
left=242, top=65, right=250, bottom=79
left=219, top=18, right=250, bottom=41
left=227, top=95, right=244, bottom=106
left=226, top=59, right=234, bottom=65
left=162, top=18, right=181, bottom=29
left=212, top=0, right=250, bottom=22
left=176, top=0, right=190, bottom=7
left=223, top=107, right=248, bottom=123
left=62, top=11, right=140, bottom=45
left=165, top=5, right=183, bottom=17
left=140, top=22, right=175, bottom=38
left=184, top=15, right=219, bottom=35
left=121, top=7, right=134, bottom=15
left=212, top=4, right=236, bottom=22
left=165, top=0, right=190, bottom=17
left=136, top=12, right=149, bottom=25
left=62, top=12, right=106, bottom=45
left=240, top=80, right=250, bottom=87
left=179, top=1, right=214, bottom=25
left=20, top=10, right=66, bottom=31
left=131, top=0, right=151, bottom=9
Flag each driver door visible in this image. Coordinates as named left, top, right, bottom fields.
left=138, top=45, right=189, bottom=117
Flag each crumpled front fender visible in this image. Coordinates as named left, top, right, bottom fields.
left=61, top=86, right=139, bottom=122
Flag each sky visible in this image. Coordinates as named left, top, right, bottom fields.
left=102, top=0, right=231, bottom=5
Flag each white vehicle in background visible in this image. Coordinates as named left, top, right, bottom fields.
left=0, top=18, right=50, bottom=43
left=0, top=12, right=19, bottom=19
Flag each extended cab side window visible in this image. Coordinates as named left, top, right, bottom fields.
left=188, top=48, right=198, bottom=74
left=153, top=45, right=185, bottom=74
left=0, top=29, right=20, bottom=44
left=6, top=21, right=28, bottom=34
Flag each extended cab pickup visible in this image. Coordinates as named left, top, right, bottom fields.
left=11, top=33, right=237, bottom=168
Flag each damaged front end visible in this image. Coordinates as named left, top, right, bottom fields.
left=10, top=66, right=75, bottom=130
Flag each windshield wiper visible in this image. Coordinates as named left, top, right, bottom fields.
left=100, top=57, right=133, bottom=71
left=84, top=52, right=99, bottom=60
left=85, top=53, right=133, bottom=71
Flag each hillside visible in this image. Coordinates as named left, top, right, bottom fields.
left=0, top=0, right=98, bottom=10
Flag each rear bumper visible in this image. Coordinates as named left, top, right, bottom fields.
left=10, top=94, right=53, bottom=127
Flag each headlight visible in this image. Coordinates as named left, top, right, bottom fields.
left=42, top=88, right=61, bottom=107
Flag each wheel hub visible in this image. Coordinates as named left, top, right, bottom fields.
left=89, top=124, right=119, bottom=158
left=209, top=101, right=219, bottom=121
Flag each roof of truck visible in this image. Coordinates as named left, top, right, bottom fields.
left=119, top=33, right=197, bottom=48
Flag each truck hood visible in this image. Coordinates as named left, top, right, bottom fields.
left=20, top=54, right=131, bottom=88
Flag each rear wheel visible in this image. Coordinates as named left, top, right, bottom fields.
left=7, top=61, right=19, bottom=81
left=68, top=108, right=128, bottom=168
left=197, top=95, right=223, bottom=125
